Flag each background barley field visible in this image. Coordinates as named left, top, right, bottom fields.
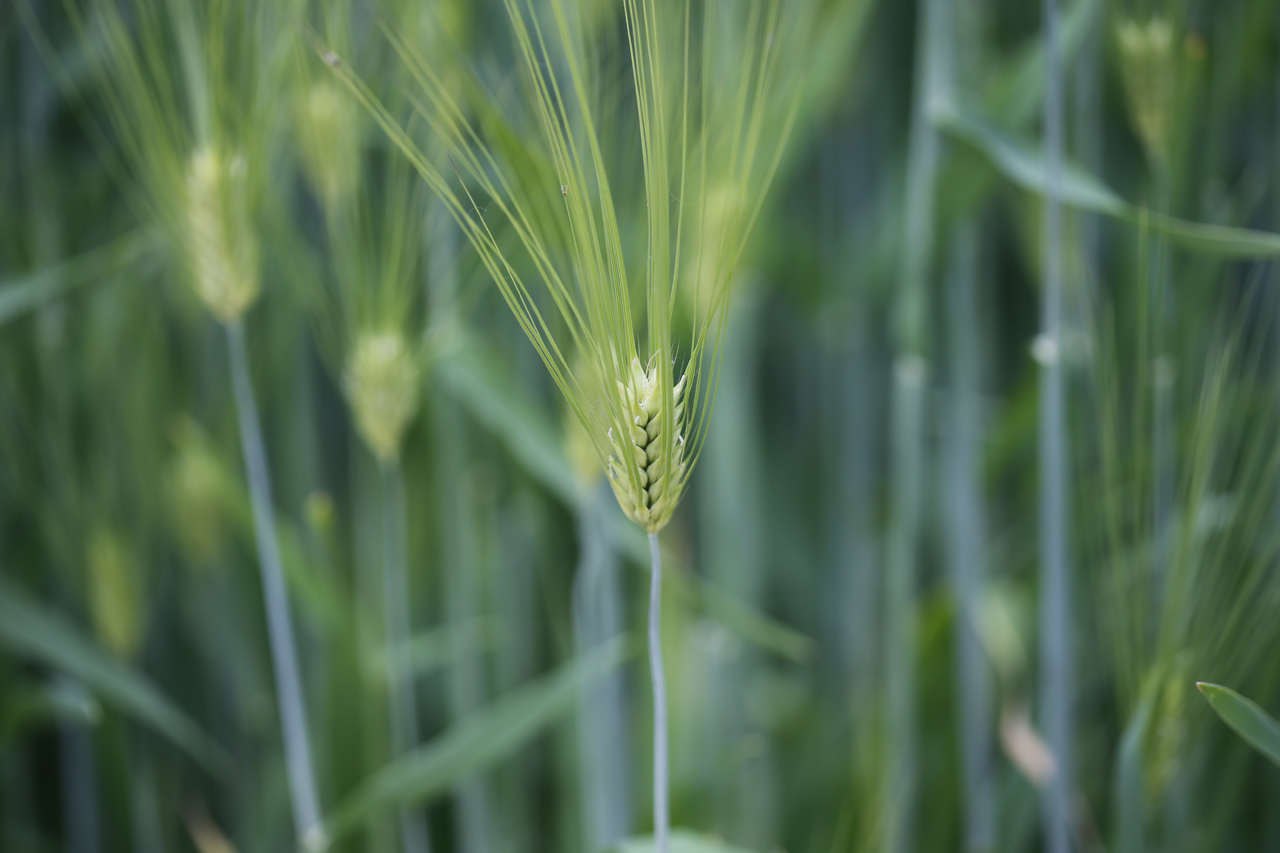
left=4, top=1, right=1280, bottom=852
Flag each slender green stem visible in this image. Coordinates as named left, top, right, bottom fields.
left=226, top=319, right=325, bottom=852
left=944, top=225, right=995, bottom=853
left=885, top=0, right=951, bottom=847
left=1039, top=1, right=1072, bottom=852
left=574, top=483, right=631, bottom=850
left=381, top=462, right=431, bottom=853
left=648, top=531, right=669, bottom=853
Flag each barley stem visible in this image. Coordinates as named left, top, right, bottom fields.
left=226, top=320, right=324, bottom=852
left=944, top=225, right=995, bottom=853
left=1039, top=1, right=1072, bottom=851
left=648, top=531, right=669, bottom=853
left=885, top=0, right=951, bottom=846
left=381, top=462, right=431, bottom=853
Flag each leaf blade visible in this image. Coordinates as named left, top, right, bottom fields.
left=939, top=107, right=1280, bottom=257
left=324, top=638, right=634, bottom=840
left=0, top=577, right=230, bottom=776
left=1197, top=682, right=1280, bottom=769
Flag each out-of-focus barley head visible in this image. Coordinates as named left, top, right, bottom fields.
left=185, top=147, right=261, bottom=323
left=295, top=82, right=361, bottom=215
left=1116, top=17, right=1176, bottom=167
left=344, top=330, right=422, bottom=462
left=87, top=528, right=145, bottom=660
left=169, top=417, right=231, bottom=565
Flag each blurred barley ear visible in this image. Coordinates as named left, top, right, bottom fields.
left=1038, top=1, right=1072, bottom=851
left=226, top=319, right=325, bottom=852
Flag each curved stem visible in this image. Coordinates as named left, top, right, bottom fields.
left=226, top=320, right=325, bottom=852
left=648, top=532, right=668, bottom=853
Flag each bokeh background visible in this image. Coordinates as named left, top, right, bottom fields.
left=4, top=1, right=1280, bottom=852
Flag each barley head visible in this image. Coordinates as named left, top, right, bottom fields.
left=606, top=357, right=688, bottom=531
left=326, top=0, right=795, bottom=532
left=344, top=330, right=422, bottom=462
left=87, top=528, right=144, bottom=660
left=168, top=416, right=230, bottom=565
left=1116, top=17, right=1176, bottom=167
left=185, top=147, right=261, bottom=323
left=296, top=82, right=361, bottom=215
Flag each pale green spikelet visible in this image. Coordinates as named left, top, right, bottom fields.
left=295, top=82, right=361, bottom=214
left=87, top=528, right=144, bottom=660
left=185, top=147, right=261, bottom=323
left=344, top=330, right=422, bottom=462
left=1115, top=17, right=1176, bottom=167
left=168, top=416, right=231, bottom=565
left=606, top=357, right=687, bottom=532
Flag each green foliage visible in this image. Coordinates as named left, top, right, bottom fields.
left=6, top=0, right=1280, bottom=851
left=0, top=577, right=229, bottom=775
left=1197, top=683, right=1280, bottom=770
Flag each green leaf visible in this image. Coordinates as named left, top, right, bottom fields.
left=0, top=577, right=230, bottom=776
left=0, top=228, right=164, bottom=327
left=323, top=638, right=635, bottom=841
left=938, top=108, right=1127, bottom=216
left=613, top=830, right=762, bottom=853
left=0, top=679, right=103, bottom=744
left=1197, top=682, right=1280, bottom=769
left=939, top=107, right=1280, bottom=257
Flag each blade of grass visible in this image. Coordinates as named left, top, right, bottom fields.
left=1196, top=683, right=1280, bottom=769
left=323, top=638, right=634, bottom=842
left=0, top=227, right=163, bottom=327
left=0, top=576, right=229, bottom=775
left=939, top=107, right=1280, bottom=256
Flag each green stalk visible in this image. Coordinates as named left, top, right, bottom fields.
left=381, top=462, right=431, bottom=853
left=1038, top=1, right=1072, bottom=851
left=943, top=224, right=994, bottom=853
left=573, top=483, right=632, bottom=851
left=428, top=199, right=492, bottom=853
left=225, top=319, right=324, bottom=852
left=648, top=531, right=669, bottom=853
left=701, top=292, right=773, bottom=846
left=885, top=0, right=951, bottom=848
left=58, top=711, right=101, bottom=853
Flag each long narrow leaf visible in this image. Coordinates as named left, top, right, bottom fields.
left=0, top=228, right=163, bottom=327
left=1197, top=682, right=1280, bottom=769
left=0, top=577, right=230, bottom=775
left=323, top=638, right=634, bottom=840
left=939, top=107, right=1280, bottom=257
